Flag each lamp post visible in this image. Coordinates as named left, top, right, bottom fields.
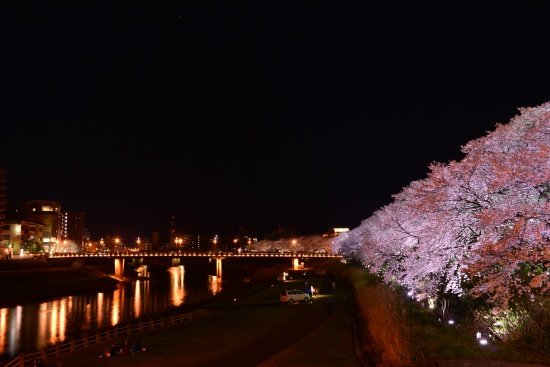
left=100, top=238, right=104, bottom=253
left=114, top=238, right=120, bottom=253
left=175, top=237, right=182, bottom=252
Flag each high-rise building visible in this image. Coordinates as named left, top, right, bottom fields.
left=65, top=211, right=85, bottom=250
left=169, top=216, right=177, bottom=244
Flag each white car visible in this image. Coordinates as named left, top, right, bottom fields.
left=280, top=289, right=310, bottom=304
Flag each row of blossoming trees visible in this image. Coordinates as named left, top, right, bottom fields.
left=332, top=102, right=550, bottom=312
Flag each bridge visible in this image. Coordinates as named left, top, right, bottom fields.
left=48, top=251, right=342, bottom=280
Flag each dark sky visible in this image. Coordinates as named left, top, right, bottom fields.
left=3, top=3, right=550, bottom=242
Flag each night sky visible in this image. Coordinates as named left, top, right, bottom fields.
left=3, top=3, right=550, bottom=242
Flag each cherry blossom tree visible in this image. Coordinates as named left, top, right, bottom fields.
left=332, top=102, right=550, bottom=310
left=460, top=104, right=550, bottom=308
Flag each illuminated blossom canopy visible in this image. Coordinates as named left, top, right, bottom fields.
left=332, top=102, right=550, bottom=309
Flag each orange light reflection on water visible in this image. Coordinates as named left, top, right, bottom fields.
left=111, top=286, right=123, bottom=326
left=0, top=267, right=224, bottom=359
left=134, top=280, right=142, bottom=319
left=97, top=292, right=104, bottom=329
left=209, top=278, right=221, bottom=295
left=0, top=308, right=7, bottom=356
left=168, top=266, right=185, bottom=307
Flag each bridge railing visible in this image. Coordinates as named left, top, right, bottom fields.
left=1, top=313, right=191, bottom=367
left=49, top=251, right=341, bottom=258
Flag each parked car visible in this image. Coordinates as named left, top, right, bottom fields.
left=280, top=289, right=310, bottom=304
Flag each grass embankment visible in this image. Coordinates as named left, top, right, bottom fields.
left=340, top=263, right=550, bottom=367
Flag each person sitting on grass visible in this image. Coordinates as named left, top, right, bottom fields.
left=121, top=339, right=131, bottom=355
left=130, top=339, right=142, bottom=353
left=98, top=343, right=111, bottom=358
left=110, top=341, right=119, bottom=357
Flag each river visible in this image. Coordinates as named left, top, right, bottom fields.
left=0, top=264, right=228, bottom=361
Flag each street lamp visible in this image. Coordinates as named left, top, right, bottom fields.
left=137, top=237, right=141, bottom=251
left=100, top=238, right=104, bottom=253
left=115, top=238, right=120, bottom=253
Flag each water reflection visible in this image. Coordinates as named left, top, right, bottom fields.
left=208, top=276, right=222, bottom=295
left=169, top=266, right=185, bottom=307
left=0, top=266, right=220, bottom=360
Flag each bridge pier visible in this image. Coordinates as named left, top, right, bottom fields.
left=208, top=257, right=223, bottom=282
left=114, top=258, right=125, bottom=279
left=216, top=258, right=222, bottom=280
left=292, top=258, right=302, bottom=270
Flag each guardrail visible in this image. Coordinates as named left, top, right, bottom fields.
left=1, top=313, right=191, bottom=367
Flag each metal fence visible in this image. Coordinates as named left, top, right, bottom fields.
left=2, top=313, right=192, bottom=367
